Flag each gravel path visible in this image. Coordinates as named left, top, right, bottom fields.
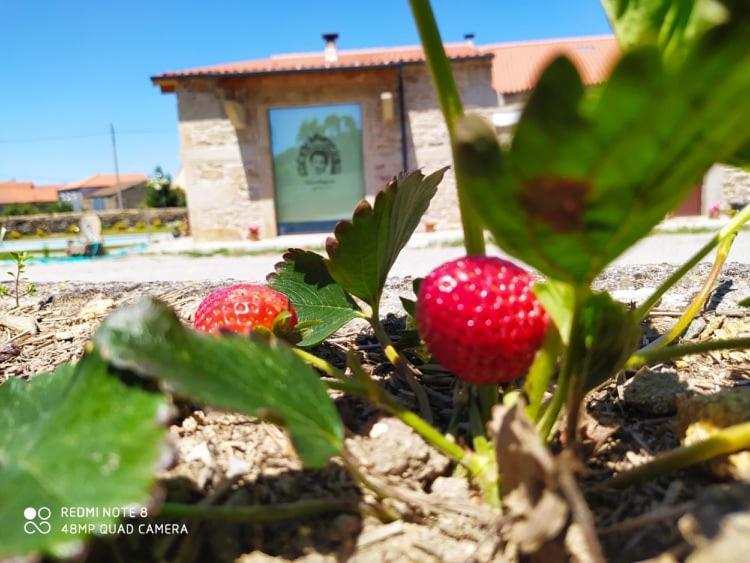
left=13, top=232, right=750, bottom=283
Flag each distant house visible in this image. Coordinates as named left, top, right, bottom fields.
left=152, top=34, right=621, bottom=240
left=0, top=181, right=61, bottom=212
left=58, top=173, right=148, bottom=211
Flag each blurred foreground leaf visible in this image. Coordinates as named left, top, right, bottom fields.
left=94, top=298, right=343, bottom=467
left=457, top=16, right=750, bottom=284
left=0, top=355, right=167, bottom=558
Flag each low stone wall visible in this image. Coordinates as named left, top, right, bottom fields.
left=0, top=208, right=187, bottom=236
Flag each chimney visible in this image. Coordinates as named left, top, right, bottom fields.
left=464, top=33, right=475, bottom=47
left=323, top=33, right=339, bottom=63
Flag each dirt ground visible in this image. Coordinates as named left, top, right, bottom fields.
left=2, top=263, right=750, bottom=562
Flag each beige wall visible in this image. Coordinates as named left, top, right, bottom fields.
left=175, top=60, right=497, bottom=241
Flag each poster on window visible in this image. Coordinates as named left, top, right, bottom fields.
left=269, top=103, right=365, bottom=233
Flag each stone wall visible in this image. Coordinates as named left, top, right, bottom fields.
left=402, top=60, right=499, bottom=230
left=174, top=59, right=498, bottom=241
left=719, top=165, right=750, bottom=208
left=701, top=164, right=750, bottom=213
left=0, top=208, right=186, bottom=236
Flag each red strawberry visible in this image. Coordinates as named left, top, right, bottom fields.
left=416, top=256, right=548, bottom=384
left=194, top=283, right=297, bottom=336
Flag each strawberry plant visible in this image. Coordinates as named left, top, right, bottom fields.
left=3, top=0, right=750, bottom=559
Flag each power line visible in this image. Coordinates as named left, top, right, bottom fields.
left=0, top=129, right=175, bottom=144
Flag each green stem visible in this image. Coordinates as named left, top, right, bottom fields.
left=538, top=289, right=584, bottom=442
left=294, top=348, right=347, bottom=380
left=370, top=313, right=434, bottom=424
left=607, top=421, right=750, bottom=488
left=524, top=329, right=562, bottom=422
left=636, top=204, right=750, bottom=320
left=639, top=233, right=736, bottom=353
left=476, top=384, right=498, bottom=426
left=408, top=0, right=485, bottom=255
left=626, top=337, right=750, bottom=369
left=158, top=498, right=359, bottom=523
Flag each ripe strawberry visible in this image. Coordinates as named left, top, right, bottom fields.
left=194, top=283, right=297, bottom=336
left=416, top=256, right=548, bottom=384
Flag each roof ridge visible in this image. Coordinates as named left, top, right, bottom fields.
left=481, top=34, right=617, bottom=50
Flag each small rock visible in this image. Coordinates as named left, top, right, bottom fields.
left=55, top=330, right=75, bottom=341
left=611, top=287, right=658, bottom=308
left=184, top=442, right=212, bottom=465
left=683, top=317, right=707, bottom=341
left=225, top=456, right=251, bottom=478
left=622, top=368, right=686, bottom=416
left=182, top=416, right=198, bottom=433
left=431, top=477, right=470, bottom=501
left=79, top=298, right=115, bottom=320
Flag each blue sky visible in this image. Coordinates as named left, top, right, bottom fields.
left=0, top=1, right=612, bottom=185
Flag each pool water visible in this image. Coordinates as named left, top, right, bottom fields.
left=0, top=233, right=170, bottom=253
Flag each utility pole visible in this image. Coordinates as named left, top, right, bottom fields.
left=110, top=123, right=123, bottom=209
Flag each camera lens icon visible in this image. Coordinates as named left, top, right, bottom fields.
left=23, top=506, right=52, bottom=535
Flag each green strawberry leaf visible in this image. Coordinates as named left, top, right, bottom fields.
left=575, top=291, right=642, bottom=390
left=738, top=297, right=750, bottom=308
left=457, top=17, right=750, bottom=285
left=0, top=354, right=168, bottom=558
left=325, top=168, right=447, bottom=308
left=267, top=249, right=361, bottom=347
left=601, top=0, right=730, bottom=63
left=93, top=298, right=344, bottom=468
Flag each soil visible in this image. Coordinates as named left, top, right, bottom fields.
left=2, top=263, right=750, bottom=562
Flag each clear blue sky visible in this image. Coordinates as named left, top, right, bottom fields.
left=0, top=0, right=612, bottom=185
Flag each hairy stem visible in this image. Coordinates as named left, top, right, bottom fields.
left=370, top=312, right=433, bottom=423
left=408, top=0, right=485, bottom=255
left=639, top=233, right=736, bottom=352
left=524, top=329, right=562, bottom=422
left=636, top=204, right=750, bottom=319
left=476, top=384, right=498, bottom=426
left=158, top=498, right=359, bottom=523
left=626, top=337, right=750, bottom=368
left=14, top=265, right=21, bottom=308
left=607, top=421, right=750, bottom=488
left=538, top=290, right=584, bottom=442
left=294, top=348, right=348, bottom=380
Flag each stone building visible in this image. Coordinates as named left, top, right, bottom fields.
left=153, top=34, right=749, bottom=241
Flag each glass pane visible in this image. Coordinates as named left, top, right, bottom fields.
left=269, top=103, right=365, bottom=232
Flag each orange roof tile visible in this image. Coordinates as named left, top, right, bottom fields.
left=152, top=43, right=491, bottom=83
left=0, top=182, right=60, bottom=205
left=153, top=36, right=619, bottom=95
left=59, top=173, right=148, bottom=192
left=483, top=36, right=620, bottom=94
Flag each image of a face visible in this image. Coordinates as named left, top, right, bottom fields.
left=310, top=151, right=329, bottom=175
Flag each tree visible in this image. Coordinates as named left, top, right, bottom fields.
left=145, top=166, right=186, bottom=208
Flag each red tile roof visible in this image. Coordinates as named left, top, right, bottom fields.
left=153, top=36, right=619, bottom=95
left=153, top=43, right=491, bottom=84
left=0, top=182, right=60, bottom=206
left=59, top=173, right=148, bottom=193
left=483, top=36, right=620, bottom=94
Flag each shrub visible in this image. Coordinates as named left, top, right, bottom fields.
left=145, top=166, right=187, bottom=208
left=113, top=221, right=128, bottom=232
left=67, top=224, right=80, bottom=234
left=7, top=230, right=21, bottom=239
left=134, top=221, right=147, bottom=231
left=151, top=218, right=163, bottom=229
left=35, top=227, right=47, bottom=237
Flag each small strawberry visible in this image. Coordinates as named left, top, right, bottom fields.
left=416, top=256, right=548, bottom=384
left=194, top=283, right=297, bottom=336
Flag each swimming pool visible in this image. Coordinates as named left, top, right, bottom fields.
left=0, top=233, right=171, bottom=253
